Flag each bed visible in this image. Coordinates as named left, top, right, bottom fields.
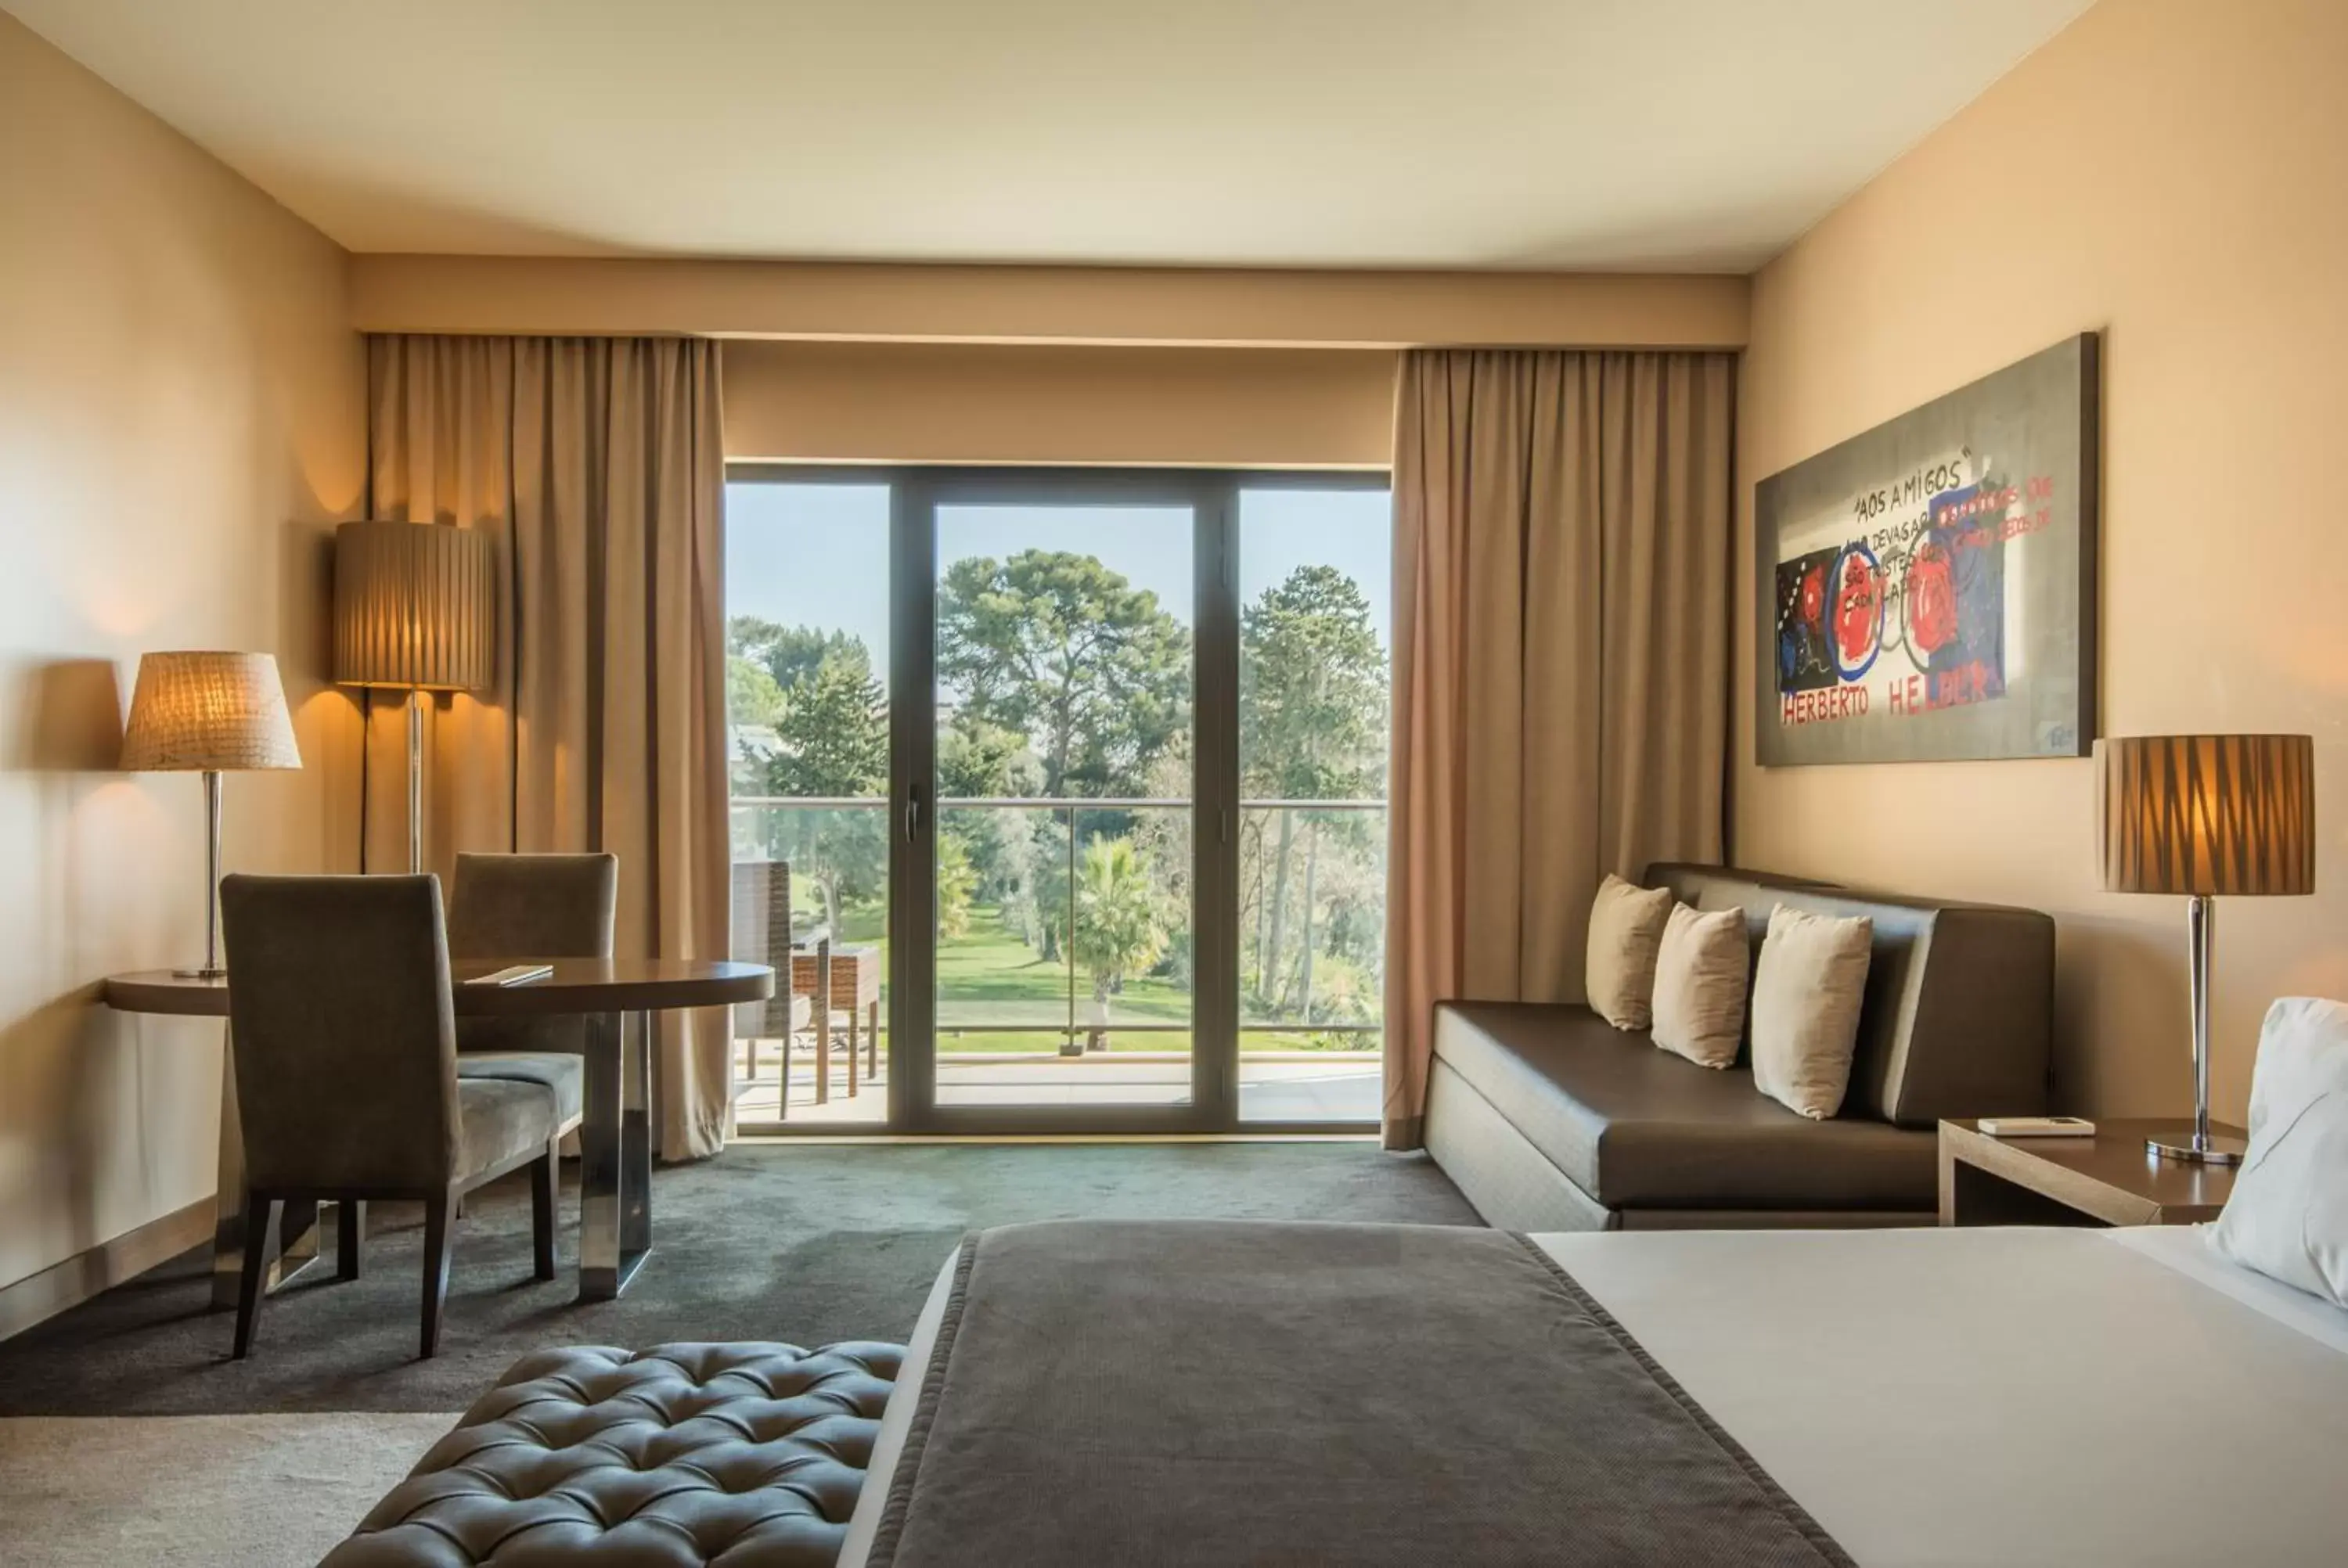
left=837, top=1220, right=2348, bottom=1566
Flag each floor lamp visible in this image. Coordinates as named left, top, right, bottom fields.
left=332, top=521, right=495, bottom=874
left=120, top=652, right=303, bottom=976
left=2096, top=733, right=2316, bottom=1166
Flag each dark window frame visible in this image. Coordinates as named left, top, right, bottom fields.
left=726, top=462, right=1390, bottom=1136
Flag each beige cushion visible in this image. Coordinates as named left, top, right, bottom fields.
left=1585, top=874, right=1673, bottom=1030
left=1650, top=904, right=1749, bottom=1069
left=1750, top=904, right=1873, bottom=1119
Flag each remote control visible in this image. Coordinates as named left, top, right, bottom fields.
left=467, top=963, right=554, bottom=987
left=1979, top=1116, right=2097, bottom=1138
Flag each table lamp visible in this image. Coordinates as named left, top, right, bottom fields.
left=2096, top=733, right=2316, bottom=1164
left=120, top=651, right=302, bottom=977
left=332, top=520, right=494, bottom=874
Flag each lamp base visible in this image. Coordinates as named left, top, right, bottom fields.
left=2146, top=1128, right=2247, bottom=1167
left=172, top=964, right=228, bottom=980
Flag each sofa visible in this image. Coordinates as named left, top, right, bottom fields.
left=1424, top=863, right=2055, bottom=1232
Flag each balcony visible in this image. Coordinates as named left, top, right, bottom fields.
left=729, top=795, right=1383, bottom=1126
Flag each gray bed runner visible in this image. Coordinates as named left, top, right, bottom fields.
left=870, top=1219, right=1853, bottom=1566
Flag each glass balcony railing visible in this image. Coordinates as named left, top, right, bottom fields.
left=727, top=795, right=1383, bottom=1057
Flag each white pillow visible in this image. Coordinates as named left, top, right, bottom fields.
left=1585, top=874, right=1673, bottom=1030
left=2206, top=997, right=2348, bottom=1307
left=1748, top=904, right=1872, bottom=1120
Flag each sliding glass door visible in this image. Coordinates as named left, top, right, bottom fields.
left=932, top=495, right=1200, bottom=1113
left=725, top=480, right=892, bottom=1128
left=726, top=466, right=1388, bottom=1134
left=1237, top=487, right=1392, bottom=1123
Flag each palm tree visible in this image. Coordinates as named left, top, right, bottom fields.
left=1071, top=835, right=1169, bottom=1053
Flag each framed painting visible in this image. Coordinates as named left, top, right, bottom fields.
left=1756, top=332, right=2099, bottom=767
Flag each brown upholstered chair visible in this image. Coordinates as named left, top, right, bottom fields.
left=447, top=851, right=617, bottom=1125
left=219, top=874, right=582, bottom=1359
left=448, top=851, right=618, bottom=964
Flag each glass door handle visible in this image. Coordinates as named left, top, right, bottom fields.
left=905, top=798, right=922, bottom=843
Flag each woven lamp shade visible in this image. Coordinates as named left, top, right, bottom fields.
left=120, top=652, right=301, bottom=771
left=2096, top=734, right=2316, bottom=897
left=332, top=520, right=495, bottom=690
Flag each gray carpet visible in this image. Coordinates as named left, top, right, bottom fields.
left=0, top=1414, right=455, bottom=1568
left=0, top=1142, right=1475, bottom=1415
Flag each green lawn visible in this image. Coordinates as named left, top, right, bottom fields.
left=938, top=909, right=1190, bottom=1024
left=799, top=900, right=1367, bottom=1056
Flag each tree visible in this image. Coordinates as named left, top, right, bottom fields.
left=770, top=651, right=886, bottom=799
left=729, top=617, right=867, bottom=694
left=937, top=715, right=1027, bottom=800
left=1070, top=834, right=1169, bottom=1053
left=726, top=617, right=888, bottom=930
left=936, top=830, right=978, bottom=939
left=727, top=655, right=785, bottom=733
left=937, top=551, right=1190, bottom=798
left=1241, top=563, right=1386, bottom=802
left=936, top=716, right=1049, bottom=950
left=726, top=654, right=787, bottom=805
left=1238, top=566, right=1387, bottom=1020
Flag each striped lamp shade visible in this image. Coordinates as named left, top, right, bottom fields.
left=331, top=521, right=495, bottom=691
left=2096, top=734, right=2316, bottom=897
left=119, top=651, right=301, bottom=771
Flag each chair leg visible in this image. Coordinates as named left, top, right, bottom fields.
left=530, top=1138, right=559, bottom=1281
left=420, top=1188, right=456, bottom=1359
left=233, top=1196, right=278, bottom=1361
left=337, top=1199, right=366, bottom=1281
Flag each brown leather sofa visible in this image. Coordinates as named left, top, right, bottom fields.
left=1424, top=864, right=2055, bottom=1232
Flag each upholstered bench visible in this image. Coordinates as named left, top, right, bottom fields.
left=324, top=1340, right=905, bottom=1566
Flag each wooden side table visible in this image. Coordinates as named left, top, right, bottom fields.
left=1939, top=1117, right=2241, bottom=1227
left=791, top=945, right=882, bottom=1099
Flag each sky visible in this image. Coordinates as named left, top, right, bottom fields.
left=725, top=481, right=1393, bottom=671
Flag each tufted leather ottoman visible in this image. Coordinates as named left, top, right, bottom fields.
left=323, top=1340, right=905, bottom=1566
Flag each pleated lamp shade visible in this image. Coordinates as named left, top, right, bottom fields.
left=120, top=652, right=301, bottom=771
left=331, top=520, right=495, bottom=691
left=2096, top=734, right=2316, bottom=897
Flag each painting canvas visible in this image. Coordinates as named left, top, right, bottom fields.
left=1756, top=333, right=2098, bottom=767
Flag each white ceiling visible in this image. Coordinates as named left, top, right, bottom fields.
left=6, top=0, right=2092, bottom=271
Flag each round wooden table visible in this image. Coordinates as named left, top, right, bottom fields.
left=106, top=958, right=773, bottom=1303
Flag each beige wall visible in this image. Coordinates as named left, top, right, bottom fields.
left=352, top=254, right=1748, bottom=351
left=0, top=16, right=363, bottom=1303
left=1734, top=0, right=2348, bottom=1122
left=726, top=342, right=1394, bottom=467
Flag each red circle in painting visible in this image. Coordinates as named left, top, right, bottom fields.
left=1832, top=548, right=1881, bottom=672
left=1907, top=544, right=1957, bottom=655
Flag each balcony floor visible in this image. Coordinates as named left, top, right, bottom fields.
left=732, top=1048, right=1380, bottom=1127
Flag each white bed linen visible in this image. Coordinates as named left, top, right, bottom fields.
left=1540, top=1226, right=2348, bottom=1567
left=2112, top=1222, right=2348, bottom=1355
left=838, top=1226, right=2348, bottom=1567
left=837, top=1247, right=956, bottom=1568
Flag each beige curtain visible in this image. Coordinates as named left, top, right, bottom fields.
left=1383, top=349, right=1734, bottom=1149
left=365, top=335, right=733, bottom=1161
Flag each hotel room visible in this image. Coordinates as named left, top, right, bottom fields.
left=1, top=0, right=2343, bottom=1563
